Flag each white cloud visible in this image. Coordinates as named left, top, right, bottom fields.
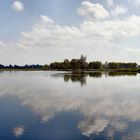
left=1, top=14, right=140, bottom=64
left=107, top=0, right=114, bottom=6
left=12, top=1, right=24, bottom=12
left=111, top=5, right=128, bottom=16
left=134, top=0, right=140, bottom=5
left=80, top=15, right=140, bottom=39
left=130, top=0, right=140, bottom=7
left=1, top=1, right=140, bottom=64
left=77, top=1, right=110, bottom=21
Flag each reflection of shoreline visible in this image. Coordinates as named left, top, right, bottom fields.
left=51, top=72, right=137, bottom=86
left=0, top=72, right=140, bottom=139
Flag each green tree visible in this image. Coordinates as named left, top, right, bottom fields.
left=43, top=64, right=50, bottom=70
left=70, top=59, right=80, bottom=70
left=64, top=59, right=71, bottom=69
left=79, top=55, right=88, bottom=70
left=88, top=61, right=102, bottom=69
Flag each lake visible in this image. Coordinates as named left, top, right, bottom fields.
left=0, top=71, right=140, bottom=140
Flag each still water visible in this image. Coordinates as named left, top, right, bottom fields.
left=0, top=71, right=140, bottom=140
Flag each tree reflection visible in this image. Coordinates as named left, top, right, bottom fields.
left=64, top=73, right=87, bottom=86
left=108, top=72, right=137, bottom=77
left=63, top=71, right=137, bottom=86
left=0, top=71, right=140, bottom=139
left=88, top=72, right=102, bottom=77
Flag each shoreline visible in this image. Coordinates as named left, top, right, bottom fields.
left=0, top=68, right=140, bottom=73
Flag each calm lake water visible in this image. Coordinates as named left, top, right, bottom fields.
left=0, top=71, right=140, bottom=140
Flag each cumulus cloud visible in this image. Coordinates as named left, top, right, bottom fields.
left=19, top=14, right=140, bottom=54
left=77, top=1, right=110, bottom=21
left=81, top=15, right=140, bottom=39
left=134, top=0, right=140, bottom=5
left=130, top=0, right=140, bottom=7
left=0, top=1, right=140, bottom=64
left=107, top=0, right=114, bottom=6
left=1, top=13, right=140, bottom=64
left=111, top=5, right=128, bottom=16
left=20, top=14, right=140, bottom=48
left=12, top=1, right=24, bottom=11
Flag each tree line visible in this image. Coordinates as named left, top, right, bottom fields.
left=0, top=55, right=139, bottom=71
left=49, top=55, right=138, bottom=70
left=0, top=64, right=43, bottom=70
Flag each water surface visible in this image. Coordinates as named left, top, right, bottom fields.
left=0, top=71, right=140, bottom=140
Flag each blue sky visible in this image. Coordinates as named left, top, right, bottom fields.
left=0, top=0, right=140, bottom=65
left=0, top=0, right=83, bottom=41
left=1, top=0, right=139, bottom=41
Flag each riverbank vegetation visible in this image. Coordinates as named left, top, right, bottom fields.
left=0, top=55, right=140, bottom=72
left=47, top=55, right=140, bottom=72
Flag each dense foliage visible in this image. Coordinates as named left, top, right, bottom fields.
left=0, top=55, right=139, bottom=71
left=0, top=64, right=43, bottom=70
left=49, top=55, right=138, bottom=70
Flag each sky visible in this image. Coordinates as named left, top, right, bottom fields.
left=0, top=0, right=140, bottom=65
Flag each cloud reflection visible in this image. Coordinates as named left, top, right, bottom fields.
left=78, top=118, right=109, bottom=136
left=13, top=126, right=24, bottom=137
left=0, top=72, right=140, bottom=138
